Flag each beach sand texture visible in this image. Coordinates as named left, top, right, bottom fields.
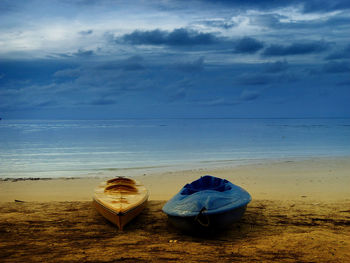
left=1, top=158, right=350, bottom=262
left=1, top=200, right=349, bottom=263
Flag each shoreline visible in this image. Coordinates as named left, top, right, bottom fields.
left=1, top=156, right=350, bottom=262
left=1, top=156, right=349, bottom=202
left=1, top=155, right=349, bottom=180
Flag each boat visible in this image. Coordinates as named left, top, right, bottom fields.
left=93, top=177, right=149, bottom=230
left=162, top=175, right=251, bottom=232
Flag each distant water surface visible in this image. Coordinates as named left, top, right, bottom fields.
left=0, top=118, right=349, bottom=178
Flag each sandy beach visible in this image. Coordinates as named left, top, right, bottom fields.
left=1, top=157, right=350, bottom=262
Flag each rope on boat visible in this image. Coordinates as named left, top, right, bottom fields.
left=195, top=207, right=210, bottom=227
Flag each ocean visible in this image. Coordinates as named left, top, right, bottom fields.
left=0, top=118, right=349, bottom=179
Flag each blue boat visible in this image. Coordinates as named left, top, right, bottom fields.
left=162, top=175, right=251, bottom=232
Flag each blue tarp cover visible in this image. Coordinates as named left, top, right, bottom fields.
left=162, top=175, right=252, bottom=217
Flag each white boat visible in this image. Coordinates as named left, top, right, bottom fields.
left=93, top=177, right=149, bottom=230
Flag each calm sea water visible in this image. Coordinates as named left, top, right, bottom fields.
left=0, top=118, right=349, bottom=178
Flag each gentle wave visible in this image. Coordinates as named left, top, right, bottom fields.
left=1, top=118, right=350, bottom=178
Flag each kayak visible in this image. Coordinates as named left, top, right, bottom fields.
left=162, top=175, right=251, bottom=232
left=93, top=177, right=149, bottom=230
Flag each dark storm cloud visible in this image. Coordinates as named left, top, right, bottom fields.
left=249, top=14, right=284, bottom=28
left=33, top=99, right=57, bottom=108
left=0, top=0, right=21, bottom=13
left=0, top=59, right=74, bottom=84
left=233, top=37, right=264, bottom=54
left=194, top=97, right=240, bottom=107
left=262, top=41, right=329, bottom=56
left=195, top=19, right=237, bottom=29
left=336, top=80, right=350, bottom=86
left=200, top=0, right=350, bottom=13
left=302, top=0, right=350, bottom=13
left=51, top=50, right=94, bottom=59
left=73, top=49, right=94, bottom=57
left=79, top=29, right=93, bottom=36
left=2, top=57, right=349, bottom=118
left=90, top=97, right=117, bottom=105
left=119, top=28, right=267, bottom=56
left=325, top=44, right=350, bottom=60
left=200, top=0, right=290, bottom=9
left=54, top=68, right=81, bottom=79
left=168, top=88, right=187, bottom=102
left=234, top=67, right=298, bottom=87
left=66, top=0, right=101, bottom=7
left=237, top=74, right=271, bottom=86
left=97, top=56, right=145, bottom=71
left=54, top=53, right=73, bottom=58
left=250, top=13, right=350, bottom=30
left=0, top=82, right=64, bottom=111
left=173, top=57, right=204, bottom=72
left=322, top=61, right=350, bottom=74
left=262, top=60, right=289, bottom=73
left=1, top=1, right=350, bottom=119
left=60, top=0, right=350, bottom=14
left=50, top=49, right=95, bottom=59
left=120, top=28, right=217, bottom=46
left=317, top=16, right=350, bottom=28
left=240, top=89, right=261, bottom=101
left=194, top=88, right=263, bottom=107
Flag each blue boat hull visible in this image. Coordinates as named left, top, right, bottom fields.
left=167, top=205, right=247, bottom=232
left=162, top=175, right=251, bottom=232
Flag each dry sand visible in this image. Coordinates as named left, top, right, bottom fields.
left=1, top=157, right=350, bottom=262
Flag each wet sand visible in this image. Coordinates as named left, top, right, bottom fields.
left=1, top=157, right=350, bottom=262
left=1, top=157, right=350, bottom=202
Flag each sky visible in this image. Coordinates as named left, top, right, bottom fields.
left=0, top=0, right=349, bottom=119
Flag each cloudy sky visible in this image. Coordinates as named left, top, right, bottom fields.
left=0, top=0, right=349, bottom=119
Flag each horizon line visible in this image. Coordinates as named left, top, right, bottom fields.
left=1, top=117, right=350, bottom=121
